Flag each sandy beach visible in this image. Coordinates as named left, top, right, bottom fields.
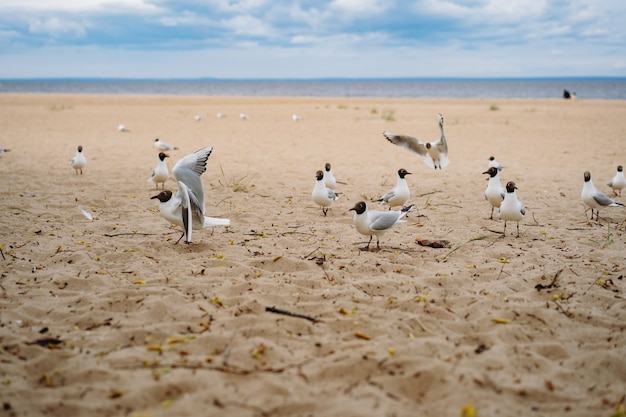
left=0, top=93, right=625, bottom=417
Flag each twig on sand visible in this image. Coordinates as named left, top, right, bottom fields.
left=104, top=232, right=156, bottom=237
left=265, top=306, right=320, bottom=323
left=535, top=269, right=563, bottom=291
left=439, top=236, right=488, bottom=262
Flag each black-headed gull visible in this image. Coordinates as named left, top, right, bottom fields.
left=350, top=201, right=413, bottom=250
left=383, top=113, right=449, bottom=170
left=377, top=168, right=411, bottom=210
left=483, top=167, right=505, bottom=220
left=70, top=145, right=86, bottom=175
left=499, top=181, right=525, bottom=237
left=582, top=171, right=624, bottom=222
left=148, top=152, right=170, bottom=190
left=151, top=147, right=230, bottom=244
left=312, top=170, right=339, bottom=216
left=488, top=156, right=504, bottom=171
left=607, top=165, right=626, bottom=196
left=154, top=138, right=177, bottom=151
left=324, top=162, right=337, bottom=190
left=0, top=148, right=10, bottom=155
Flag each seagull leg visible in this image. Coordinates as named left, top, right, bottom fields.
left=490, top=206, right=494, bottom=220
left=516, top=222, right=520, bottom=238
left=364, top=235, right=373, bottom=250
left=376, top=237, right=381, bottom=250
left=322, top=207, right=328, bottom=217
left=175, top=231, right=185, bottom=244
left=503, top=221, right=507, bottom=237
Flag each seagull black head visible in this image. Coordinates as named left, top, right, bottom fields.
left=398, top=168, right=411, bottom=178
left=77, top=145, right=83, bottom=152
left=158, top=152, right=169, bottom=161
left=325, top=163, right=332, bottom=172
left=505, top=181, right=517, bottom=193
left=483, top=167, right=499, bottom=178
left=583, top=171, right=591, bottom=182
left=151, top=190, right=173, bottom=203
left=350, top=201, right=367, bottom=215
left=618, top=165, right=623, bottom=172
left=316, top=170, right=324, bottom=181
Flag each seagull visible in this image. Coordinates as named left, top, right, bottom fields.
left=151, top=146, right=230, bottom=244
left=217, top=113, right=226, bottom=119
left=607, top=165, right=626, bottom=196
left=312, top=170, right=339, bottom=216
left=240, top=113, right=250, bottom=120
left=488, top=156, right=504, bottom=171
left=118, top=124, right=129, bottom=132
left=376, top=168, right=412, bottom=210
left=483, top=167, right=505, bottom=219
left=324, top=162, right=337, bottom=190
left=147, top=152, right=170, bottom=190
left=0, top=148, right=10, bottom=155
left=582, top=171, right=624, bottom=222
left=154, top=138, right=177, bottom=151
left=292, top=114, right=302, bottom=122
left=350, top=201, right=413, bottom=250
left=194, top=114, right=202, bottom=121
left=499, top=181, right=525, bottom=237
left=383, top=113, right=449, bottom=170
left=70, top=145, right=86, bottom=175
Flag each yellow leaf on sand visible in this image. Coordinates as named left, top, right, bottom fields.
left=492, top=317, right=511, bottom=324
left=133, top=279, right=146, bottom=285
left=461, top=404, right=476, bottom=417
left=355, top=331, right=371, bottom=340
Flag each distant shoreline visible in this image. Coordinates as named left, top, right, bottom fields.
left=1, top=78, right=625, bottom=100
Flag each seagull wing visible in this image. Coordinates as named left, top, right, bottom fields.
left=383, top=132, right=428, bottom=157
left=327, top=189, right=339, bottom=201
left=592, top=191, right=618, bottom=207
left=177, top=181, right=194, bottom=243
left=382, top=189, right=396, bottom=203
left=173, top=146, right=213, bottom=213
left=369, top=211, right=401, bottom=231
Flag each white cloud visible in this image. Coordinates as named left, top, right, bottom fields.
left=221, top=14, right=275, bottom=37
left=0, top=0, right=160, bottom=13
left=28, top=17, right=90, bottom=37
left=328, top=0, right=390, bottom=16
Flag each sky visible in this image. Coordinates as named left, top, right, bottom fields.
left=0, top=0, right=625, bottom=79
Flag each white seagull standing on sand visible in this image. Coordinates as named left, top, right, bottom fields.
left=582, top=171, right=624, bottom=222
left=118, top=124, right=128, bottom=132
left=483, top=167, right=505, bottom=219
left=499, top=181, right=525, bottom=237
left=324, top=162, right=337, bottom=190
left=292, top=114, right=302, bottom=122
left=312, top=169, right=339, bottom=216
left=151, top=146, right=230, bottom=244
left=147, top=152, right=170, bottom=190
left=154, top=138, right=177, bottom=151
left=376, top=168, right=412, bottom=210
left=240, top=113, right=250, bottom=120
left=70, top=145, right=87, bottom=175
left=488, top=156, right=504, bottom=171
left=607, top=165, right=626, bottom=196
left=350, top=201, right=413, bottom=250
left=383, top=113, right=449, bottom=170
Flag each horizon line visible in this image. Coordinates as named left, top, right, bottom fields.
left=1, top=76, right=625, bottom=82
